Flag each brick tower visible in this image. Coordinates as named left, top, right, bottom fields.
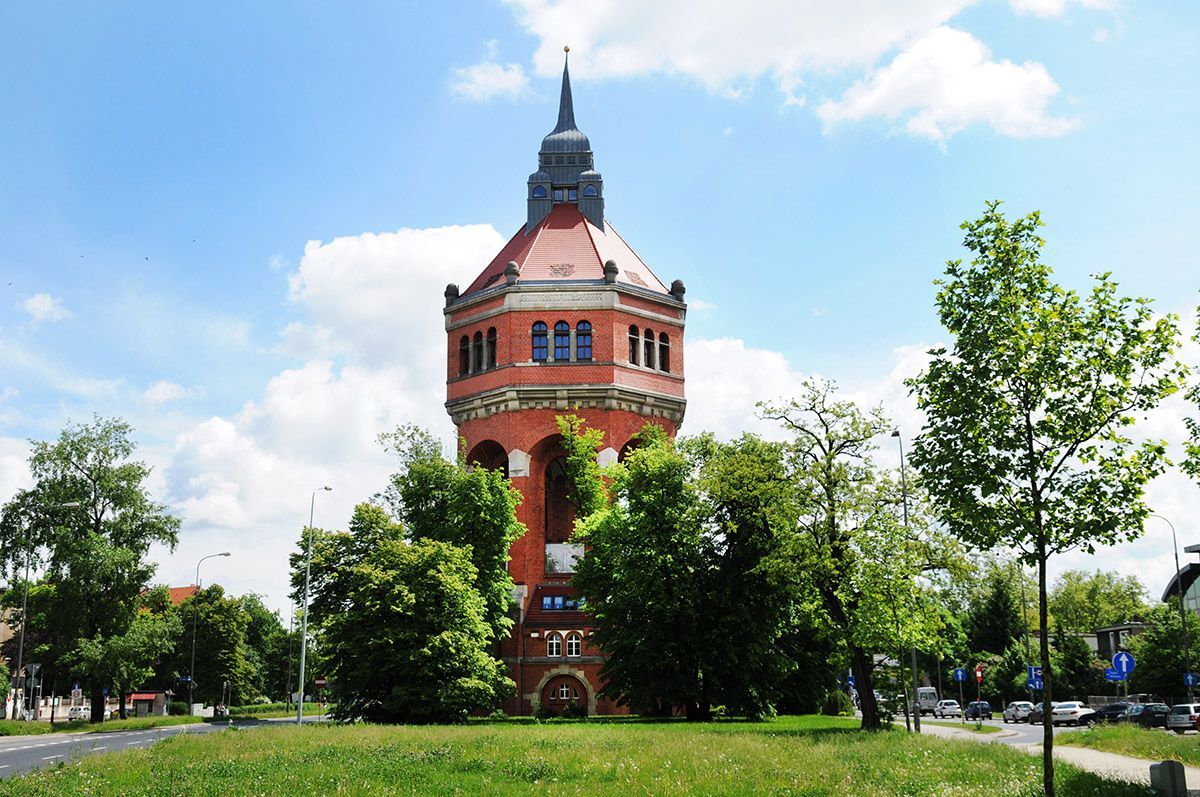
left=443, top=51, right=687, bottom=716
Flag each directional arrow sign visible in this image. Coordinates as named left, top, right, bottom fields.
left=953, top=668, right=966, bottom=683
left=847, top=675, right=856, bottom=687
left=1185, top=672, right=1199, bottom=687
left=1105, top=667, right=1125, bottom=682
left=1113, top=652, right=1136, bottom=675
left=1027, top=678, right=1044, bottom=690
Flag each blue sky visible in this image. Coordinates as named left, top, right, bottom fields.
left=1, top=1, right=1198, bottom=613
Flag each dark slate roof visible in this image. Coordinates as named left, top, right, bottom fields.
left=1162, top=562, right=1200, bottom=602
left=541, top=53, right=591, bottom=154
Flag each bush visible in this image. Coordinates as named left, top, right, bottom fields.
left=168, top=701, right=189, bottom=716
left=534, top=704, right=558, bottom=720
left=561, top=700, right=588, bottom=719
left=821, top=690, right=855, bottom=717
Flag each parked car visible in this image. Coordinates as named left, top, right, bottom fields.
left=965, top=701, right=993, bottom=720
left=67, top=705, right=89, bottom=721
left=1122, top=703, right=1170, bottom=728
left=1027, top=702, right=1060, bottom=724
left=1166, top=704, right=1200, bottom=734
left=1051, top=701, right=1097, bottom=726
left=934, top=699, right=962, bottom=718
left=1003, top=701, right=1034, bottom=723
left=1093, top=702, right=1131, bottom=723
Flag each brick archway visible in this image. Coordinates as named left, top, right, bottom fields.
left=527, top=665, right=596, bottom=716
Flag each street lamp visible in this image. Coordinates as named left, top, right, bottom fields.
left=1152, top=514, right=1193, bottom=702
left=12, top=500, right=80, bottom=720
left=891, top=430, right=921, bottom=733
left=188, top=552, right=231, bottom=715
left=297, top=486, right=332, bottom=724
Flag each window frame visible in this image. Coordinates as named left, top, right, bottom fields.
left=532, top=321, right=548, bottom=362
left=553, top=320, right=570, bottom=361
left=458, top=335, right=470, bottom=376
left=566, top=633, right=581, bottom=657
left=583, top=184, right=598, bottom=198
left=643, top=328, right=656, bottom=370
left=575, top=321, right=592, bottom=361
left=486, top=327, right=497, bottom=369
left=473, top=331, right=484, bottom=373
left=531, top=185, right=547, bottom=199
left=658, top=332, right=670, bottom=373
left=547, top=633, right=562, bottom=657
left=628, top=325, right=640, bottom=365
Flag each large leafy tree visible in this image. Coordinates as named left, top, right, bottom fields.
left=0, top=417, right=180, bottom=722
left=170, top=585, right=258, bottom=707
left=1048, top=570, right=1150, bottom=633
left=966, top=566, right=1024, bottom=656
left=294, top=503, right=511, bottom=722
left=909, top=202, right=1184, bottom=795
left=1128, top=604, right=1200, bottom=704
left=238, top=594, right=290, bottom=702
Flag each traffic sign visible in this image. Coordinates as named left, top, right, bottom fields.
left=1105, top=667, right=1125, bottom=682
left=1185, top=672, right=1199, bottom=687
left=1027, top=665, right=1042, bottom=680
left=314, top=676, right=327, bottom=689
left=71, top=688, right=82, bottom=701
left=953, top=668, right=966, bottom=682
left=1027, top=677, right=1044, bottom=690
left=847, top=675, right=856, bottom=687
left=1112, top=652, right=1136, bottom=675
left=975, top=665, right=982, bottom=683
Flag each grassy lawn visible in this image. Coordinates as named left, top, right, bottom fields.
left=923, top=720, right=1002, bottom=734
left=0, top=715, right=1148, bottom=796
left=1058, top=723, right=1200, bottom=766
left=0, top=716, right=203, bottom=737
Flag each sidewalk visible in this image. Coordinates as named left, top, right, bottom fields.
left=922, top=722, right=1200, bottom=786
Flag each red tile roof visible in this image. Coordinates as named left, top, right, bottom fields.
left=167, top=586, right=198, bottom=606
left=464, top=204, right=669, bottom=296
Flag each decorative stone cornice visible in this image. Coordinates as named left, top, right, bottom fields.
left=446, top=383, right=687, bottom=426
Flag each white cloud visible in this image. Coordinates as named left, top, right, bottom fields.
left=450, top=61, right=531, bottom=102
left=142, top=380, right=196, bottom=406
left=22, top=293, right=72, bottom=326
left=1009, top=0, right=1114, bottom=18
left=817, top=27, right=1078, bottom=142
left=688, top=298, right=717, bottom=312
left=0, top=437, right=32, bottom=501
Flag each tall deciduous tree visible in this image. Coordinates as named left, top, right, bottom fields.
left=0, top=417, right=180, bottom=722
left=1048, top=570, right=1150, bottom=633
left=1128, top=604, right=1200, bottom=704
left=909, top=202, right=1184, bottom=795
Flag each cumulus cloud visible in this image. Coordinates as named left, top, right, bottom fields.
left=142, top=380, right=196, bottom=406
left=450, top=61, right=531, bottom=101
left=817, top=26, right=1078, bottom=141
left=22, top=293, right=72, bottom=326
left=1009, top=0, right=1114, bottom=18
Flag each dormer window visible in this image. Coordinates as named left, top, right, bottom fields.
left=583, top=185, right=598, bottom=198
left=567, top=155, right=576, bottom=164
left=532, top=185, right=547, bottom=199
left=568, top=189, right=578, bottom=201
left=554, top=189, right=564, bottom=201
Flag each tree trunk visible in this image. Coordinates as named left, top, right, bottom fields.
left=685, top=701, right=711, bottom=721
left=118, top=685, right=127, bottom=720
left=1039, top=542, right=1054, bottom=797
left=850, top=646, right=882, bottom=731
left=90, top=689, right=105, bottom=724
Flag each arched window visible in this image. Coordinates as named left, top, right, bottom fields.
left=486, top=327, right=497, bottom=369
left=658, top=332, right=670, bottom=373
left=531, top=185, right=547, bottom=199
left=473, top=331, right=484, bottom=373
left=643, top=328, right=655, bottom=370
left=557, top=683, right=578, bottom=700
left=532, top=322, right=548, bottom=361
left=554, top=321, right=570, bottom=361
left=628, top=325, right=640, bottom=365
left=583, top=184, right=598, bottom=198
left=566, top=633, right=581, bottom=657
left=458, top=335, right=470, bottom=376
left=547, top=633, right=562, bottom=657
left=545, top=457, right=574, bottom=544
left=576, top=321, right=592, bottom=361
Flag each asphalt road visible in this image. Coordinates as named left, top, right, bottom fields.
left=0, top=716, right=315, bottom=779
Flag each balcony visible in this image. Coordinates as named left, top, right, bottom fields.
left=545, top=543, right=584, bottom=574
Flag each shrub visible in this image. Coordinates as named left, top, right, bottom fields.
left=821, top=690, right=855, bottom=717
left=168, top=701, right=189, bottom=716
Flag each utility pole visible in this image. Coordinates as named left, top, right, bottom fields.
left=892, top=430, right=921, bottom=732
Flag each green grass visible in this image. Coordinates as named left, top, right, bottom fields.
left=227, top=702, right=330, bottom=719
left=0, top=715, right=203, bottom=737
left=923, top=720, right=1002, bottom=734
left=1058, top=723, right=1200, bottom=765
left=0, top=715, right=1149, bottom=796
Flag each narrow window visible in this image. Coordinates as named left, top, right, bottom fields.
left=473, top=331, right=484, bottom=373
left=553, top=189, right=564, bottom=202
left=547, top=633, right=562, bottom=657
left=658, top=332, right=670, bottom=373
left=458, top=335, right=470, bottom=376
left=566, top=633, right=581, bottom=657
left=532, top=185, right=547, bottom=199
left=486, top=328, right=497, bottom=369
left=558, top=684, right=571, bottom=699
left=553, top=595, right=565, bottom=610
left=567, top=155, right=576, bottom=165
left=532, top=322, right=548, bottom=361
left=541, top=596, right=552, bottom=610
left=554, top=321, right=570, bottom=360
left=568, top=188, right=577, bottom=201
left=643, top=328, right=655, bottom=370
left=583, top=184, right=598, bottom=198
left=628, top=325, right=640, bottom=365
left=576, top=321, right=592, bottom=361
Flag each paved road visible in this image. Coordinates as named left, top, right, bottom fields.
left=916, top=716, right=1091, bottom=745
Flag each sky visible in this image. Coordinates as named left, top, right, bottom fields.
left=1, top=1, right=1198, bottom=618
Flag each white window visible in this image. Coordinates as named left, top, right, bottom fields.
left=547, top=633, right=562, bottom=657
left=566, top=633, right=581, bottom=657
left=558, top=684, right=571, bottom=700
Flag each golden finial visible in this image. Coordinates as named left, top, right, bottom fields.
left=564, top=45, right=570, bottom=53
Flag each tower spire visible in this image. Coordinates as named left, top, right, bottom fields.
left=553, top=46, right=576, bottom=134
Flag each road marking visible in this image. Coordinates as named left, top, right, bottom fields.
left=92, top=746, right=107, bottom=751
left=41, top=755, right=62, bottom=761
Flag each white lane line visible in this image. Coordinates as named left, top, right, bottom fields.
left=92, top=746, right=107, bottom=751
left=41, top=755, right=62, bottom=760
left=0, top=765, right=9, bottom=769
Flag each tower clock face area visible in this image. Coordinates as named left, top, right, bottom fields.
left=441, top=51, right=686, bottom=716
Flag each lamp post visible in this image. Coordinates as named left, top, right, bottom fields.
left=12, top=500, right=80, bottom=720
left=188, top=552, right=231, bottom=715
left=1153, top=514, right=1193, bottom=702
left=891, top=430, right=921, bottom=733
left=297, top=486, right=332, bottom=724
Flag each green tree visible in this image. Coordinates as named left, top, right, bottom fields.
left=171, top=585, right=258, bottom=707
left=296, top=503, right=511, bottom=722
left=1052, top=632, right=1103, bottom=702
left=966, top=566, right=1024, bottom=656
left=1048, top=570, right=1150, bottom=633
left=238, top=594, right=289, bottom=702
left=1128, top=604, right=1200, bottom=704
left=379, top=426, right=525, bottom=639
left=0, top=417, right=180, bottom=722
left=909, top=202, right=1184, bottom=795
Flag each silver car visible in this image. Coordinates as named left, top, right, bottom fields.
left=934, top=699, right=961, bottom=718
left=1003, top=701, right=1033, bottom=723
left=1166, top=703, right=1200, bottom=734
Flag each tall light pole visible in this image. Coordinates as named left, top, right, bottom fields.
left=1153, top=514, right=1193, bottom=702
left=12, top=500, right=80, bottom=720
left=892, top=430, right=921, bottom=733
left=297, top=486, right=332, bottom=724
left=188, top=552, right=231, bottom=715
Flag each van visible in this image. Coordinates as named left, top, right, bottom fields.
left=917, top=687, right=939, bottom=716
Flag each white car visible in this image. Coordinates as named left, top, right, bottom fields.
left=1051, top=701, right=1096, bottom=726
left=1003, top=701, right=1034, bottom=723
left=933, top=699, right=961, bottom=718
left=1166, top=703, right=1200, bottom=734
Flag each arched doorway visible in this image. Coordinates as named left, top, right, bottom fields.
left=541, top=673, right=588, bottom=717
left=466, top=439, right=508, bottom=477
left=544, top=456, right=575, bottom=543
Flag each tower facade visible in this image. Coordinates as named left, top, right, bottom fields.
left=444, top=54, right=687, bottom=716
